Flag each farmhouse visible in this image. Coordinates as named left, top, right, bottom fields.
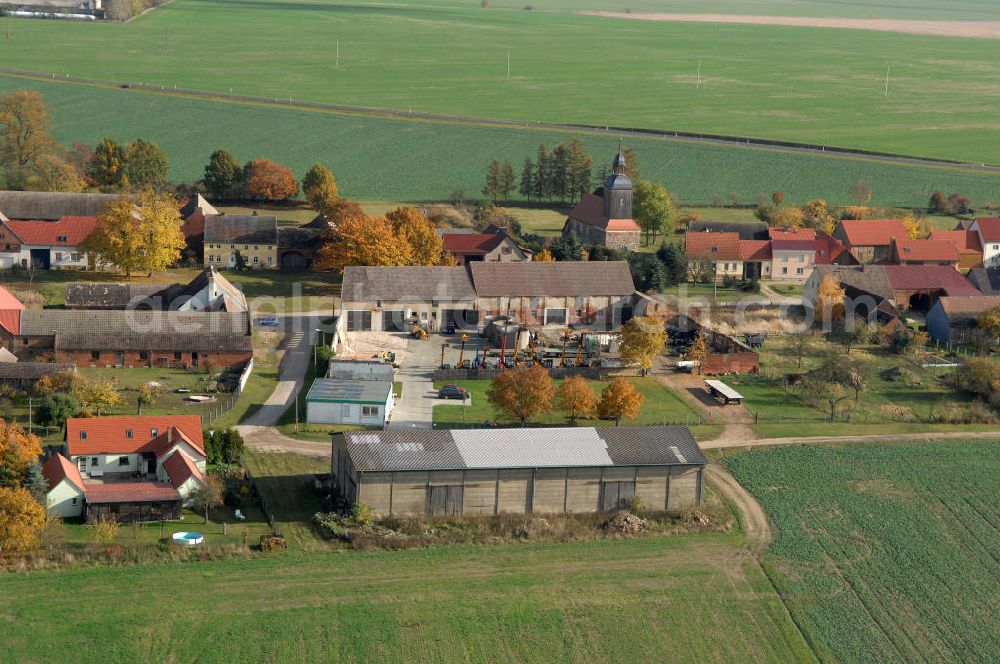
left=926, top=296, right=1000, bottom=344
left=968, top=217, right=1000, bottom=268
left=832, top=219, right=908, bottom=264
left=44, top=415, right=208, bottom=523
left=928, top=230, right=983, bottom=270
left=340, top=261, right=637, bottom=333
left=64, top=267, right=247, bottom=312
left=0, top=190, right=117, bottom=220
left=561, top=149, right=640, bottom=251
left=0, top=216, right=97, bottom=270
left=331, top=425, right=706, bottom=517
left=305, top=378, right=394, bottom=427
left=805, top=265, right=980, bottom=317
left=179, top=193, right=219, bottom=261
left=441, top=228, right=531, bottom=265
left=685, top=232, right=743, bottom=281
left=204, top=215, right=279, bottom=269
left=887, top=238, right=959, bottom=267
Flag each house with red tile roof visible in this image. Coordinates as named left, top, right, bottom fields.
left=52, top=415, right=208, bottom=522
left=0, top=216, right=98, bottom=270
left=441, top=228, right=531, bottom=265
left=968, top=218, right=1000, bottom=268
left=562, top=149, right=640, bottom=251
left=684, top=232, right=743, bottom=281
left=832, top=219, right=909, bottom=264
left=928, top=230, right=983, bottom=270
left=41, top=453, right=86, bottom=518
left=888, top=238, right=960, bottom=267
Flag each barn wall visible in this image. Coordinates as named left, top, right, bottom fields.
left=667, top=467, right=701, bottom=510
left=531, top=468, right=566, bottom=513
left=565, top=467, right=602, bottom=513
left=636, top=466, right=669, bottom=510
left=462, top=469, right=498, bottom=515
left=387, top=471, right=429, bottom=515
left=701, top=351, right=759, bottom=375
left=497, top=469, right=531, bottom=513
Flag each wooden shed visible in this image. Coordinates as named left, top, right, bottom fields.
left=330, top=426, right=707, bottom=517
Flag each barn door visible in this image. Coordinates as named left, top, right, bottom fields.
left=428, top=486, right=464, bottom=516
left=601, top=481, right=636, bottom=511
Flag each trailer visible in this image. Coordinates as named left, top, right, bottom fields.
left=704, top=379, right=744, bottom=405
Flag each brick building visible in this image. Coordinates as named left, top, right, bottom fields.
left=561, top=149, right=640, bottom=251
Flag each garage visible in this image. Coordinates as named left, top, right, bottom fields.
left=382, top=310, right=409, bottom=332
left=440, top=309, right=479, bottom=331
left=346, top=310, right=372, bottom=331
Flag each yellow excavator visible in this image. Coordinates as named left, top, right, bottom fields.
left=409, top=324, right=428, bottom=340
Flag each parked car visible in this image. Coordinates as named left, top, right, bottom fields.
left=258, top=315, right=278, bottom=326
left=438, top=385, right=467, bottom=400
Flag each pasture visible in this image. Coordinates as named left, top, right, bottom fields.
left=721, top=441, right=1000, bottom=663
left=0, top=0, right=999, bottom=164
left=2, top=75, right=998, bottom=207
left=0, top=533, right=817, bottom=663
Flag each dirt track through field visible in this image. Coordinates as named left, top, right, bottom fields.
left=583, top=12, right=1000, bottom=40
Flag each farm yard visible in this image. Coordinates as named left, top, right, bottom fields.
left=721, top=441, right=1000, bottom=664
left=0, top=532, right=816, bottom=663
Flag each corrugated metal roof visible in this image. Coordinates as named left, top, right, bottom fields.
left=470, top=261, right=635, bottom=297
left=342, top=265, right=475, bottom=303
left=19, top=310, right=250, bottom=337
left=343, top=425, right=705, bottom=472
left=306, top=378, right=392, bottom=404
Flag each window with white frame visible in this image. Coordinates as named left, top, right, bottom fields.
left=544, top=308, right=568, bottom=326
left=362, top=405, right=378, bottom=417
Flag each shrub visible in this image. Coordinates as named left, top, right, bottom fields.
left=351, top=502, right=373, bottom=527
left=87, top=518, right=119, bottom=544
left=624, top=495, right=645, bottom=515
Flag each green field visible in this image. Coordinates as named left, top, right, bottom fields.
left=722, top=441, right=1000, bottom=663
left=2, top=0, right=999, bottom=163
left=0, top=532, right=818, bottom=663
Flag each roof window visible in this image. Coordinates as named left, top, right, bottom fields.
left=80, top=431, right=87, bottom=440
left=56, top=235, right=68, bottom=242
left=126, top=429, right=133, bottom=439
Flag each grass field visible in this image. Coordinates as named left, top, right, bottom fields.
left=0, top=532, right=817, bottom=663
left=1, top=0, right=998, bottom=164
left=722, top=441, right=1000, bottom=663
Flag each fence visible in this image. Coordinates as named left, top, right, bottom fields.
left=205, top=358, right=254, bottom=424
left=2, top=66, right=998, bottom=172
left=241, top=465, right=282, bottom=537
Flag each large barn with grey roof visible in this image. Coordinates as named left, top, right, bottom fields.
left=331, top=425, right=706, bottom=516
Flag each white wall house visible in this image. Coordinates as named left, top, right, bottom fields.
left=42, top=454, right=86, bottom=518
left=305, top=378, right=394, bottom=427
left=970, top=218, right=1000, bottom=268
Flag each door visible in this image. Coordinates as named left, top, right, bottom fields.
left=346, top=310, right=372, bottom=331
left=30, top=248, right=50, bottom=269
left=115, top=352, right=125, bottom=366
left=601, top=481, right=636, bottom=511
left=147, top=458, right=156, bottom=475
left=382, top=310, right=407, bottom=332
left=427, top=486, right=464, bottom=516
left=191, top=352, right=199, bottom=368
left=77, top=457, right=87, bottom=474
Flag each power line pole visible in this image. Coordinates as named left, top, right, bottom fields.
left=697, top=59, right=701, bottom=89
left=884, top=63, right=890, bottom=100
left=506, top=49, right=510, bottom=79
left=336, top=39, right=340, bottom=68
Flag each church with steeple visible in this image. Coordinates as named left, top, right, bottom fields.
left=560, top=148, right=641, bottom=251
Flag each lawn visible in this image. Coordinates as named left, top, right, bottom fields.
left=722, top=441, right=1000, bottom=663
left=242, top=451, right=333, bottom=551
left=433, top=376, right=706, bottom=429
left=0, top=532, right=816, bottom=663
left=61, top=505, right=271, bottom=548
left=1, top=0, right=998, bottom=165
left=1, top=76, right=998, bottom=208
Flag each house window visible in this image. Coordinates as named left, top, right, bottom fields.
left=56, top=235, right=67, bottom=242
left=230, top=244, right=235, bottom=250
left=267, top=256, right=273, bottom=265
left=252, top=256, right=259, bottom=264
left=341, top=404, right=351, bottom=417
left=254, top=245, right=259, bottom=250
left=71, top=253, right=80, bottom=261
left=174, top=352, right=182, bottom=360
left=362, top=405, right=378, bottom=417
left=781, top=267, right=788, bottom=274
left=71, top=497, right=77, bottom=505
left=798, top=255, right=805, bottom=262
left=244, top=245, right=249, bottom=250
left=80, top=431, right=87, bottom=441
left=55, top=252, right=62, bottom=261
left=544, top=308, right=567, bottom=326
left=118, top=456, right=129, bottom=466
left=91, top=457, right=98, bottom=466
left=90, top=351, right=100, bottom=360
left=711, top=246, right=718, bottom=253
left=139, top=351, right=149, bottom=360
left=796, top=267, right=804, bottom=275
left=782, top=256, right=789, bottom=262
left=993, top=244, right=998, bottom=250
left=501, top=246, right=512, bottom=255
left=151, top=428, right=158, bottom=437
left=126, top=429, right=133, bottom=439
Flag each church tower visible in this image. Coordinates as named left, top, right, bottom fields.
left=602, top=148, right=633, bottom=219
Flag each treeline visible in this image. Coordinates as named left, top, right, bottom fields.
left=484, top=138, right=598, bottom=204
left=547, top=230, right=687, bottom=292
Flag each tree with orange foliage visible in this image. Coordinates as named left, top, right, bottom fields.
left=318, top=198, right=368, bottom=230
left=316, top=213, right=413, bottom=273
left=244, top=158, right=298, bottom=202
left=901, top=213, right=928, bottom=240
left=386, top=206, right=449, bottom=266
left=0, top=486, right=47, bottom=553
left=597, top=378, right=644, bottom=426
left=486, top=365, right=555, bottom=426
left=533, top=248, right=554, bottom=262
left=816, top=272, right=846, bottom=321
left=0, top=419, right=43, bottom=484
left=556, top=376, right=597, bottom=424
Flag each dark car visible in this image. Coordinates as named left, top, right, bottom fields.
left=438, top=385, right=467, bottom=400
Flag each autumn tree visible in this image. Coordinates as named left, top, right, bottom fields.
left=0, top=90, right=54, bottom=172
left=318, top=197, right=368, bottom=229
left=137, top=383, right=160, bottom=415
left=801, top=199, right=835, bottom=234
left=387, top=206, right=448, bottom=266
left=244, top=158, right=298, bottom=202
left=76, top=379, right=126, bottom=416
left=633, top=180, right=677, bottom=244
left=622, top=147, right=639, bottom=180
left=315, top=212, right=413, bottom=272
left=687, top=333, right=708, bottom=364
left=124, top=138, right=169, bottom=190
left=901, top=213, right=927, bottom=240
left=771, top=191, right=784, bottom=206
left=849, top=179, right=872, bottom=206
left=89, top=137, right=128, bottom=189
left=0, top=486, right=47, bottom=553
left=597, top=378, right=644, bottom=426
left=302, top=163, right=339, bottom=210
left=815, top=272, right=846, bottom=322
left=203, top=149, right=242, bottom=199
left=0, top=419, right=44, bottom=486
left=556, top=376, right=598, bottom=424
left=978, top=304, right=1000, bottom=339
left=486, top=365, right=555, bottom=426
left=533, top=248, right=554, bottom=262
left=29, top=154, right=85, bottom=192
left=191, top=473, right=224, bottom=524
left=34, top=370, right=87, bottom=397
left=81, top=190, right=185, bottom=277
left=822, top=382, right=851, bottom=421
left=619, top=316, right=668, bottom=375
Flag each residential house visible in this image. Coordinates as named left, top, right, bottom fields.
left=888, top=238, right=960, bottom=267
left=927, top=230, right=982, bottom=270
left=64, top=267, right=248, bottom=312
left=805, top=264, right=980, bottom=318
left=769, top=228, right=817, bottom=282
left=442, top=228, right=532, bottom=265
left=0, top=216, right=97, bottom=269
left=305, top=378, right=394, bottom=427
left=832, top=219, right=909, bottom=264
left=276, top=226, right=324, bottom=271
left=926, top=296, right=1000, bottom=344
left=331, top=425, right=707, bottom=517
left=204, top=215, right=278, bottom=269
left=561, top=149, right=640, bottom=250
left=739, top=240, right=772, bottom=280
left=45, top=415, right=209, bottom=523
left=968, top=217, right=1000, bottom=268
left=340, top=261, right=638, bottom=333
left=179, top=193, right=219, bottom=262
left=684, top=232, right=743, bottom=281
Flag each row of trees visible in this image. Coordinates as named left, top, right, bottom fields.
left=203, top=150, right=338, bottom=206
left=484, top=139, right=598, bottom=204
left=485, top=366, right=644, bottom=427
left=0, top=419, right=50, bottom=553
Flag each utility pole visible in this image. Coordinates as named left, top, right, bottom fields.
left=696, top=59, right=701, bottom=89
left=336, top=39, right=340, bottom=68
left=884, top=63, right=890, bottom=100
left=294, top=387, right=300, bottom=433
left=506, top=49, right=510, bottom=79
left=28, top=395, right=32, bottom=432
